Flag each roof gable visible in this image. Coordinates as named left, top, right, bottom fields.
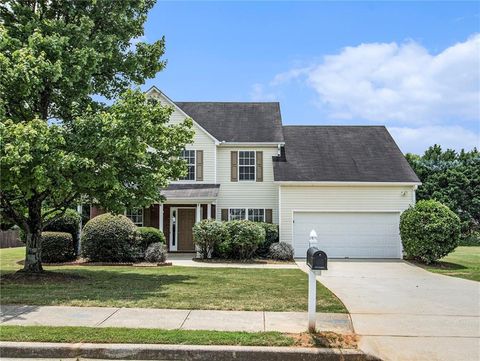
left=146, top=87, right=219, bottom=143
left=174, top=102, right=284, bottom=143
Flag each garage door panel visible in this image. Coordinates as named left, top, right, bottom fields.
left=293, top=212, right=401, bottom=258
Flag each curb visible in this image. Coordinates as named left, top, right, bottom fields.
left=0, top=341, right=381, bottom=361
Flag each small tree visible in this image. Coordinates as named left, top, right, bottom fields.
left=400, top=200, right=461, bottom=264
left=0, top=1, right=193, bottom=272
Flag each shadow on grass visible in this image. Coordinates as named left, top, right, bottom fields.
left=429, top=261, right=468, bottom=270
left=0, top=268, right=197, bottom=306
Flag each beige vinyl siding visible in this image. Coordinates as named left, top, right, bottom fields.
left=279, top=185, right=416, bottom=245
left=150, top=91, right=217, bottom=184
left=216, top=146, right=279, bottom=223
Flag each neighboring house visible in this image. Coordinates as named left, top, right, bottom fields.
left=91, top=86, right=420, bottom=258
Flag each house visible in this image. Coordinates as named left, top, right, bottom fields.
left=91, top=86, right=421, bottom=258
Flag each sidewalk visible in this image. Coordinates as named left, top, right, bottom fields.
left=1, top=305, right=353, bottom=334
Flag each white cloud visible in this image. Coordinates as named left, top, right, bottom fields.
left=389, top=125, right=479, bottom=154
left=273, top=34, right=480, bottom=124
left=250, top=83, right=278, bottom=101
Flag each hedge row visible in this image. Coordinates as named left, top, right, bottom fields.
left=193, top=220, right=287, bottom=260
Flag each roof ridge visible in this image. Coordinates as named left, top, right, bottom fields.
left=283, top=125, right=387, bottom=128
left=174, top=101, right=280, bottom=104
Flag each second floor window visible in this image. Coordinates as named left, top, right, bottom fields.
left=181, top=150, right=196, bottom=181
left=239, top=151, right=255, bottom=181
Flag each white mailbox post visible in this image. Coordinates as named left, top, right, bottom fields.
left=306, top=229, right=328, bottom=333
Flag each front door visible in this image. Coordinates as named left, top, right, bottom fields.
left=177, top=208, right=196, bottom=251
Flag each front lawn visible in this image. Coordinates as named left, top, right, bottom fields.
left=0, top=247, right=346, bottom=312
left=424, top=246, right=480, bottom=282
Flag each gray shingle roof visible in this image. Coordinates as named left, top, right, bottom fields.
left=161, top=184, right=220, bottom=199
left=274, top=126, right=420, bottom=183
left=175, top=102, right=284, bottom=143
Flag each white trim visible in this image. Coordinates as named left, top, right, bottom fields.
left=180, top=149, right=196, bottom=181
left=164, top=198, right=217, bottom=203
left=238, top=150, right=256, bottom=182
left=169, top=206, right=196, bottom=252
left=145, top=86, right=220, bottom=144
left=159, top=204, right=164, bottom=232
left=276, top=181, right=422, bottom=186
left=207, top=203, right=212, bottom=220
left=125, top=207, right=144, bottom=227
left=169, top=207, right=177, bottom=252
left=278, top=186, right=282, bottom=241
left=196, top=204, right=201, bottom=223
left=228, top=207, right=266, bottom=222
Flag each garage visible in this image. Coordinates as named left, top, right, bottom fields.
left=292, top=211, right=402, bottom=258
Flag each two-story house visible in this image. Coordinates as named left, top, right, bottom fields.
left=91, top=86, right=420, bottom=259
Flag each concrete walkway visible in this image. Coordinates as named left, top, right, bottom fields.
left=167, top=253, right=298, bottom=268
left=297, top=260, right=480, bottom=361
left=0, top=305, right=353, bottom=334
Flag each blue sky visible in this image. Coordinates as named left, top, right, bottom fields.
left=141, top=1, right=479, bottom=153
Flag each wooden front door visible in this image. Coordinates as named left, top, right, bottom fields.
left=177, top=208, right=196, bottom=251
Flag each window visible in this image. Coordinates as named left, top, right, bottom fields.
left=239, top=151, right=255, bottom=181
left=229, top=208, right=246, bottom=221
left=180, top=150, right=195, bottom=181
left=229, top=208, right=264, bottom=222
left=126, top=208, right=143, bottom=226
left=248, top=208, right=265, bottom=222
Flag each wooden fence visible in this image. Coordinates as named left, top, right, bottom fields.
left=0, top=229, right=23, bottom=248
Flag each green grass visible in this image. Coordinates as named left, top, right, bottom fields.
left=0, top=325, right=295, bottom=346
left=424, top=246, right=480, bottom=282
left=0, top=247, right=346, bottom=312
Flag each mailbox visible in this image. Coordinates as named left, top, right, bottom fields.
left=306, top=247, right=328, bottom=270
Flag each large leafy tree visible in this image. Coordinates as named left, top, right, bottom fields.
left=0, top=1, right=193, bottom=272
left=406, top=145, right=480, bottom=241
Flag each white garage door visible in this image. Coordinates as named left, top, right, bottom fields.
left=293, top=212, right=401, bottom=258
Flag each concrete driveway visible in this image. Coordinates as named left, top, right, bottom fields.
left=297, top=260, right=479, bottom=361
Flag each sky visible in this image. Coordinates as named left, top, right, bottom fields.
left=141, top=1, right=480, bottom=154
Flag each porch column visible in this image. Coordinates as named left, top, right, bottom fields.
left=159, top=204, right=164, bottom=231
left=196, top=203, right=201, bottom=223
left=207, top=203, right=212, bottom=220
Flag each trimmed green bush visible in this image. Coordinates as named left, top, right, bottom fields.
left=400, top=200, right=461, bottom=264
left=144, top=242, right=167, bottom=263
left=41, top=231, right=75, bottom=263
left=44, top=209, right=82, bottom=254
left=81, top=213, right=139, bottom=262
left=269, top=242, right=294, bottom=261
left=137, top=227, right=166, bottom=251
left=256, top=223, right=279, bottom=258
left=219, top=220, right=265, bottom=260
left=193, top=220, right=227, bottom=259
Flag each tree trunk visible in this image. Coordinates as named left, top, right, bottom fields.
left=23, top=204, right=43, bottom=273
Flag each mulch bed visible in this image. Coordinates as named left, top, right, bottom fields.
left=16, top=259, right=172, bottom=267
left=193, top=258, right=294, bottom=265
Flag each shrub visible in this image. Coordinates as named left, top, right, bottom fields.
left=137, top=227, right=166, bottom=251
left=144, top=242, right=167, bottom=263
left=256, top=223, right=279, bottom=258
left=400, top=200, right=461, bottom=264
left=193, top=220, right=226, bottom=259
left=81, top=213, right=139, bottom=262
left=269, top=242, right=294, bottom=261
left=41, top=231, right=76, bottom=263
left=219, top=220, right=265, bottom=260
left=44, top=209, right=82, bottom=254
